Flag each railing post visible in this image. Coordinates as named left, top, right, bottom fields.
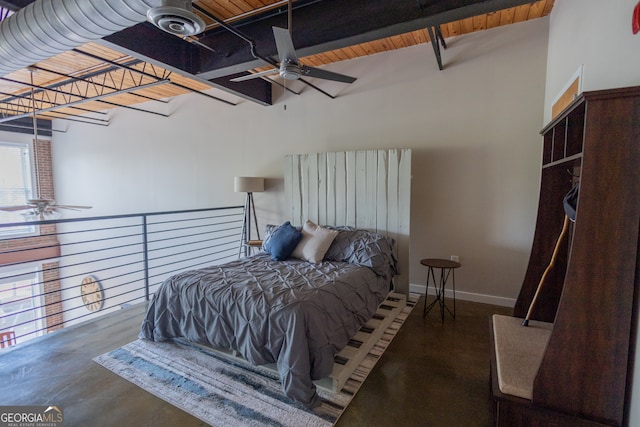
left=142, top=215, right=150, bottom=301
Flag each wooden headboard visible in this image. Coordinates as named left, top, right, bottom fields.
left=284, top=149, right=411, bottom=294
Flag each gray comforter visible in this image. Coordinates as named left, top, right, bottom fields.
left=140, top=229, right=395, bottom=407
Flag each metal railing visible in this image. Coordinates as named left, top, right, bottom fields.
left=0, top=205, right=244, bottom=348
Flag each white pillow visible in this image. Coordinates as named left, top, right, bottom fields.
left=292, top=220, right=339, bottom=263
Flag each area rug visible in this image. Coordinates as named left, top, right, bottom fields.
left=94, top=293, right=418, bottom=427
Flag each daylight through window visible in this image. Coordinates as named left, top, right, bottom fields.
left=0, top=142, right=35, bottom=236
left=0, top=269, right=43, bottom=345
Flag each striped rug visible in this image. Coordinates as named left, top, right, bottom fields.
left=94, top=294, right=418, bottom=426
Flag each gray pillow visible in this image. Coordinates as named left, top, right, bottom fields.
left=324, top=227, right=397, bottom=281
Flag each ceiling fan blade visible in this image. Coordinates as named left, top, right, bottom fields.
left=55, top=205, right=92, bottom=211
left=273, top=26, right=298, bottom=63
left=0, top=205, right=33, bottom=212
left=231, top=69, right=279, bottom=82
left=301, top=65, right=357, bottom=84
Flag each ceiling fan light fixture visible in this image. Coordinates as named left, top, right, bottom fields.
left=21, top=209, right=61, bottom=221
left=147, top=2, right=205, bottom=37
left=43, top=210, right=62, bottom=220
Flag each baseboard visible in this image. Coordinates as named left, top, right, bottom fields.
left=409, top=284, right=516, bottom=308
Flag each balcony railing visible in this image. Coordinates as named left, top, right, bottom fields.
left=0, top=206, right=244, bottom=348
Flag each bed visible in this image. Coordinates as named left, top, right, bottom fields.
left=139, top=223, right=397, bottom=408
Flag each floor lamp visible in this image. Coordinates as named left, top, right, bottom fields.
left=235, top=176, right=264, bottom=257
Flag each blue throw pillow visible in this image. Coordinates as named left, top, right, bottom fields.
left=265, top=221, right=302, bottom=261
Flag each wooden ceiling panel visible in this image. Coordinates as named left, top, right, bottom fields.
left=197, top=0, right=290, bottom=24
left=514, top=4, right=532, bottom=21
left=486, top=11, right=501, bottom=28
left=296, top=0, right=553, bottom=68
left=37, top=51, right=105, bottom=76
left=442, top=21, right=461, bottom=38
left=528, top=1, right=548, bottom=18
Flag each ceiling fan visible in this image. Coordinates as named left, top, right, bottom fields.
left=0, top=199, right=91, bottom=221
left=231, top=4, right=356, bottom=85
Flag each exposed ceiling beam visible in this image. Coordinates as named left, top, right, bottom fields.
left=0, top=0, right=30, bottom=11
left=129, top=0, right=535, bottom=80
left=100, top=24, right=272, bottom=105
left=0, top=116, right=51, bottom=136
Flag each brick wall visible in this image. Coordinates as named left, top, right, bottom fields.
left=33, top=138, right=55, bottom=200
left=42, top=261, right=63, bottom=332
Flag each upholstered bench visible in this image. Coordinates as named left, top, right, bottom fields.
left=491, top=314, right=553, bottom=400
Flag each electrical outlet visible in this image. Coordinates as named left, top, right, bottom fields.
left=450, top=255, right=459, bottom=262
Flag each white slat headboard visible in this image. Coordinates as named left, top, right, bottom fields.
left=284, top=149, right=411, bottom=294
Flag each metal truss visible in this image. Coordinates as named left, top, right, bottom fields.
left=0, top=60, right=175, bottom=124
left=0, top=50, right=234, bottom=126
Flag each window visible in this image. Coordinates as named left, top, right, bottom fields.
left=0, top=268, right=43, bottom=345
left=0, top=142, right=35, bottom=236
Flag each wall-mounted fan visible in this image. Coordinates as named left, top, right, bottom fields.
left=232, top=27, right=356, bottom=84
left=0, top=199, right=91, bottom=221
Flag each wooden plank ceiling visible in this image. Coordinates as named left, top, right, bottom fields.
left=0, top=0, right=553, bottom=126
left=259, top=0, right=553, bottom=68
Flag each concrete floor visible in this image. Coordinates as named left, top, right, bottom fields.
left=0, top=297, right=510, bottom=426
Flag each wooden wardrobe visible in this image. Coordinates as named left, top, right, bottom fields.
left=490, top=86, right=640, bottom=426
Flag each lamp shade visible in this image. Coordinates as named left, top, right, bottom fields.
left=234, top=176, right=264, bottom=193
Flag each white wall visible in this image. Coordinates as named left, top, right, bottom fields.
left=544, top=1, right=640, bottom=424
left=52, top=17, right=549, bottom=305
left=544, top=0, right=640, bottom=121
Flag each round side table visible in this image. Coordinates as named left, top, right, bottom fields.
left=421, top=258, right=461, bottom=322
